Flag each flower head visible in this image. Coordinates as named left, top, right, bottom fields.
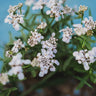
left=82, top=16, right=96, bottom=30
left=28, top=29, right=44, bottom=47
left=79, top=5, right=88, bottom=12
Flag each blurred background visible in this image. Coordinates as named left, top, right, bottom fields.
left=0, top=0, right=96, bottom=69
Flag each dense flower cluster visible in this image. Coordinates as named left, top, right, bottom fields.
left=82, top=16, right=96, bottom=30
left=8, top=53, right=31, bottom=80
left=5, top=3, right=24, bottom=31
left=28, top=29, right=44, bottom=47
left=59, top=27, right=73, bottom=43
left=0, top=73, right=9, bottom=85
left=73, top=47, right=96, bottom=70
left=31, top=33, right=59, bottom=77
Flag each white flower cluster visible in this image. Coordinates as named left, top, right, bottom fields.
left=73, top=16, right=96, bottom=36
left=37, top=22, right=47, bottom=29
left=46, top=0, right=72, bottom=21
left=31, top=33, right=59, bottom=77
left=82, top=16, right=96, bottom=30
left=28, top=29, right=44, bottom=47
left=6, top=39, right=25, bottom=57
left=73, top=47, right=96, bottom=70
left=8, top=3, right=23, bottom=14
left=73, top=24, right=87, bottom=36
left=0, top=73, right=9, bottom=85
left=8, top=53, right=31, bottom=80
left=5, top=3, right=24, bottom=31
left=59, top=27, right=73, bottom=43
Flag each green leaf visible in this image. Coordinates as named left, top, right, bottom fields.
left=63, top=56, right=73, bottom=71
left=24, top=6, right=30, bottom=18
left=0, top=56, right=3, bottom=61
left=75, top=76, right=92, bottom=89
left=89, top=8, right=92, bottom=16
left=8, top=32, right=14, bottom=44
left=74, top=65, right=86, bottom=73
left=0, top=87, right=17, bottom=96
left=20, top=29, right=27, bottom=42
left=31, top=70, right=36, bottom=78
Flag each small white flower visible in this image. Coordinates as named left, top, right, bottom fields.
left=18, top=73, right=24, bottom=80
left=63, top=5, right=72, bottom=14
left=39, top=71, right=44, bottom=77
left=0, top=73, right=9, bottom=85
left=37, top=22, right=47, bottom=29
left=91, top=47, right=96, bottom=57
left=50, top=66, right=56, bottom=71
left=5, top=51, right=13, bottom=57
left=83, top=62, right=89, bottom=70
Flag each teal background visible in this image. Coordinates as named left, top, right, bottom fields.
left=0, top=0, right=96, bottom=70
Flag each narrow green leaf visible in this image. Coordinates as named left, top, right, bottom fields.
left=63, top=56, right=73, bottom=71
left=8, top=32, right=14, bottom=44
left=89, top=8, right=92, bottom=16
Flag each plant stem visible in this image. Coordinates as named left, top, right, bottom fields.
left=19, top=23, right=30, bottom=31
left=41, top=9, right=55, bottom=33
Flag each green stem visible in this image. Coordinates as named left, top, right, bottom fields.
left=24, top=6, right=30, bottom=18
left=19, top=23, right=30, bottom=31
left=41, top=9, right=55, bottom=33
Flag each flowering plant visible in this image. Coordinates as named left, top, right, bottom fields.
left=0, top=0, right=96, bottom=95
